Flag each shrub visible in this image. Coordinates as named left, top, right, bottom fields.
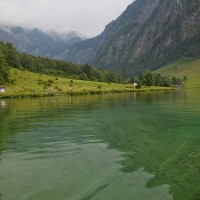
left=136, top=82, right=142, bottom=89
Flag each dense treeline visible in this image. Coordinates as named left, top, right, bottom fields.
left=0, top=42, right=10, bottom=84
left=0, top=41, right=119, bottom=84
left=131, top=69, right=185, bottom=88
left=0, top=41, right=184, bottom=87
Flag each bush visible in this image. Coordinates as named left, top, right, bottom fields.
left=136, top=82, right=142, bottom=89
left=47, top=79, right=54, bottom=84
left=97, top=85, right=102, bottom=89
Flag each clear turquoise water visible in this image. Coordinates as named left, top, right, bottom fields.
left=0, top=89, right=200, bottom=200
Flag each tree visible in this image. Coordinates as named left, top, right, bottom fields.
left=138, top=69, right=149, bottom=85
left=161, top=76, right=171, bottom=87
left=0, top=48, right=9, bottom=84
left=82, top=64, right=94, bottom=80
left=136, top=80, right=142, bottom=89
left=130, top=76, right=136, bottom=83
left=153, top=73, right=162, bottom=86
left=79, top=73, right=87, bottom=80
left=106, top=71, right=118, bottom=83
left=171, top=76, right=182, bottom=85
left=5, top=43, right=21, bottom=68
left=138, top=69, right=154, bottom=87
left=144, top=71, right=154, bottom=87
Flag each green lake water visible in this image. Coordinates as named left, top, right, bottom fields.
left=0, top=89, right=200, bottom=200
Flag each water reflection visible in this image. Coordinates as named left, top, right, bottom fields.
left=0, top=100, right=6, bottom=108
left=0, top=138, right=173, bottom=200
left=0, top=90, right=200, bottom=200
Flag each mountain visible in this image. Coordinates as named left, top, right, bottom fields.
left=0, top=26, right=85, bottom=58
left=156, top=57, right=200, bottom=87
left=59, top=0, right=200, bottom=75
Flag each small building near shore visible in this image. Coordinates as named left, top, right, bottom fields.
left=172, top=85, right=184, bottom=88
left=0, top=86, right=6, bottom=93
left=133, top=83, right=138, bottom=87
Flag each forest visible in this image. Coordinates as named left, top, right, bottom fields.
left=0, top=41, right=119, bottom=85
left=0, top=41, right=184, bottom=87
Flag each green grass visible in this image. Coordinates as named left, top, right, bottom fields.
left=0, top=68, right=172, bottom=98
left=156, top=57, right=200, bottom=87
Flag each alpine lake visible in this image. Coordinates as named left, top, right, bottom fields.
left=0, top=88, right=199, bottom=200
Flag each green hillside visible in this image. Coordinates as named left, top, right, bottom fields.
left=0, top=68, right=173, bottom=98
left=156, top=58, right=200, bottom=87
left=0, top=41, right=119, bottom=85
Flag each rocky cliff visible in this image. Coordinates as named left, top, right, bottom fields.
left=60, top=0, right=200, bottom=74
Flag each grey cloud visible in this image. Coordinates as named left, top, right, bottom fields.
left=0, top=0, right=133, bottom=37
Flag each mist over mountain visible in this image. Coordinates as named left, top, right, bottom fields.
left=0, top=0, right=199, bottom=75
left=0, top=26, right=85, bottom=58
left=58, top=0, right=200, bottom=74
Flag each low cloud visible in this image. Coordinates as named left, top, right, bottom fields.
left=0, top=0, right=133, bottom=37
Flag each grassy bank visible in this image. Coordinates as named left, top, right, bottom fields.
left=0, top=68, right=173, bottom=99
left=156, top=57, right=200, bottom=87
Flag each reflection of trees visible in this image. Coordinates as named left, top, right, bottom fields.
left=91, top=91, right=200, bottom=200
left=0, top=94, right=128, bottom=153
left=0, top=90, right=199, bottom=200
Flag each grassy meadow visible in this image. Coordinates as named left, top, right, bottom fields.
left=0, top=68, right=172, bottom=98
left=156, top=58, right=200, bottom=87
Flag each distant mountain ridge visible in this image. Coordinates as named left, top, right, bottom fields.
left=0, top=26, right=85, bottom=58
left=58, top=0, right=200, bottom=74
left=1, top=0, right=199, bottom=75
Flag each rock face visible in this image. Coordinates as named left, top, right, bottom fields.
left=61, top=0, right=200, bottom=74
left=0, top=26, right=85, bottom=58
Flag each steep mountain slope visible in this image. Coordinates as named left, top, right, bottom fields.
left=0, top=26, right=85, bottom=58
left=61, top=0, right=200, bottom=74
left=156, top=58, right=200, bottom=87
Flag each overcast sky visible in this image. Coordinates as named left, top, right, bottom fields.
left=0, top=0, right=133, bottom=37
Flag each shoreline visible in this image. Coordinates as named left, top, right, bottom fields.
left=0, top=87, right=175, bottom=99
